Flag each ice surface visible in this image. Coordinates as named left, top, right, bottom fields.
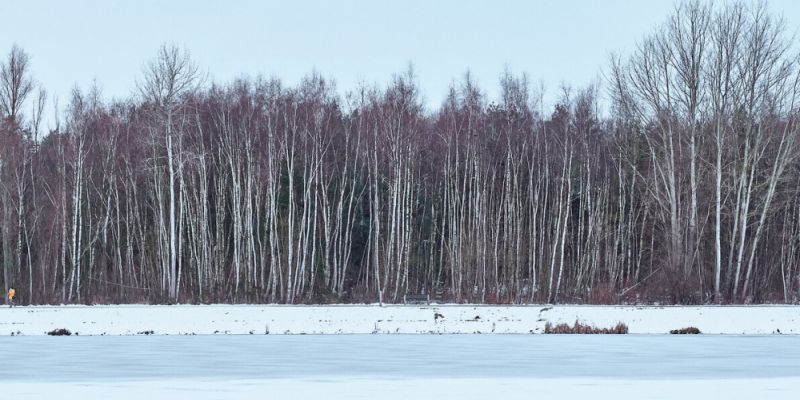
left=2, top=335, right=799, bottom=399
left=5, top=378, right=800, bottom=400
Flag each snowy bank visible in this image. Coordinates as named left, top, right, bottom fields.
left=1, top=304, right=799, bottom=335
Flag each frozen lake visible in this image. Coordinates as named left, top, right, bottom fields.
left=4, top=335, right=800, bottom=399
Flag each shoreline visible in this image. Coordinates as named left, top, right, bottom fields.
left=2, top=304, right=798, bottom=336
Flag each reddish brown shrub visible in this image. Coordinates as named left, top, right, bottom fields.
left=544, top=320, right=629, bottom=334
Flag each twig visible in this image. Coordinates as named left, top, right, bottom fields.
left=89, top=277, right=150, bottom=291
left=619, top=267, right=662, bottom=297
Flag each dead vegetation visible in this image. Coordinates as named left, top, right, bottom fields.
left=544, top=320, right=629, bottom=334
left=670, top=327, right=701, bottom=334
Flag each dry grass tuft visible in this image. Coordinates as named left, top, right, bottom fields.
left=544, top=320, right=628, bottom=334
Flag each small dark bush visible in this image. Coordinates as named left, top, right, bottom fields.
left=47, top=328, right=72, bottom=336
left=544, top=320, right=628, bottom=334
left=670, top=327, right=701, bottom=334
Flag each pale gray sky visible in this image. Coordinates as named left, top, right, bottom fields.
left=1, top=0, right=799, bottom=128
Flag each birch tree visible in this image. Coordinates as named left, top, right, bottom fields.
left=138, top=44, right=199, bottom=301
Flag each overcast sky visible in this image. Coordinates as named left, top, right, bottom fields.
left=1, top=0, right=799, bottom=129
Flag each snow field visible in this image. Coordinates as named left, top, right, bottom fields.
left=2, top=304, right=799, bottom=335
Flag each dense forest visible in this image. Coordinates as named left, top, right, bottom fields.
left=1, top=2, right=800, bottom=305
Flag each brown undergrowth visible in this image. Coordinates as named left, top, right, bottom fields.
left=544, top=320, right=629, bottom=334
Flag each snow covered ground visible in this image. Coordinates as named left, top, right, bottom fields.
left=3, top=335, right=800, bottom=399
left=1, top=304, right=799, bottom=335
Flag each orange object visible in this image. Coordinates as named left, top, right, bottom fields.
left=8, top=288, right=15, bottom=302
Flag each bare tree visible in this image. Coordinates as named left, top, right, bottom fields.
left=3, top=2, right=800, bottom=306
left=0, top=44, right=34, bottom=124
left=138, top=44, right=199, bottom=301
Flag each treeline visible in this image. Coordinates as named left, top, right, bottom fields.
left=1, top=2, right=800, bottom=305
